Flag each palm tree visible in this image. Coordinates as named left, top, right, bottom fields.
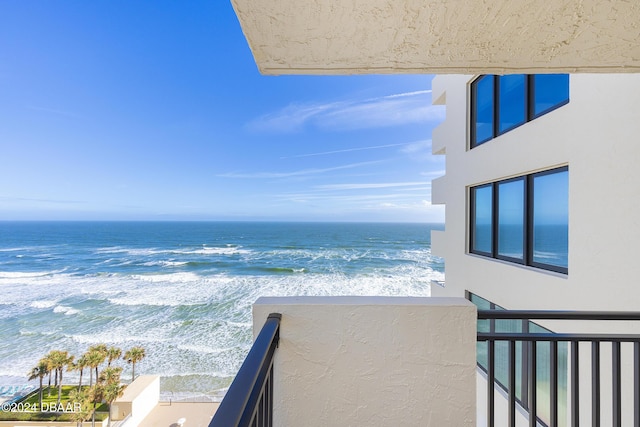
left=74, top=354, right=89, bottom=391
left=85, top=349, right=105, bottom=387
left=99, top=367, right=123, bottom=385
left=88, top=344, right=108, bottom=381
left=98, top=367, right=124, bottom=427
left=123, top=347, right=145, bottom=383
left=69, top=388, right=91, bottom=427
left=43, top=353, right=54, bottom=397
left=105, top=347, right=122, bottom=368
left=102, top=381, right=125, bottom=427
left=48, top=350, right=74, bottom=405
left=88, top=384, right=102, bottom=427
left=28, top=358, right=49, bottom=409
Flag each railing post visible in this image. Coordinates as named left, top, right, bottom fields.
left=487, top=339, right=495, bottom=427
left=592, top=342, right=600, bottom=427
left=209, top=313, right=281, bottom=427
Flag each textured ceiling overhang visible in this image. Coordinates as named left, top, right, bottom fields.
left=231, top=0, right=640, bottom=75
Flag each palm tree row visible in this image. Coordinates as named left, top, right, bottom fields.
left=28, top=344, right=145, bottom=426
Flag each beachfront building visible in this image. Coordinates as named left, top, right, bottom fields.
left=226, top=1, right=640, bottom=425
left=429, top=72, right=640, bottom=425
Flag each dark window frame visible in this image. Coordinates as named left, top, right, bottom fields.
left=469, top=183, right=493, bottom=257
left=527, top=167, right=569, bottom=274
left=469, top=167, right=568, bottom=274
left=470, top=74, right=569, bottom=148
left=495, top=176, right=527, bottom=265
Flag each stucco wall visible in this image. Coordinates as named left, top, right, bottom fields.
left=253, top=296, right=477, bottom=427
left=232, top=0, right=640, bottom=75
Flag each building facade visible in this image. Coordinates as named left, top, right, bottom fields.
left=430, top=73, right=640, bottom=425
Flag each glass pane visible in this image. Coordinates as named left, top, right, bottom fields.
left=529, top=323, right=568, bottom=427
left=472, top=185, right=493, bottom=254
left=469, top=294, right=491, bottom=370
left=494, top=317, right=523, bottom=399
left=532, top=170, right=569, bottom=269
left=533, top=74, right=569, bottom=116
left=498, top=74, right=527, bottom=133
left=473, top=76, right=494, bottom=145
left=497, top=179, right=525, bottom=260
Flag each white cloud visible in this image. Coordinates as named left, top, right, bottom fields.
left=217, top=161, right=383, bottom=179
left=281, top=142, right=408, bottom=159
left=248, top=90, right=445, bottom=133
left=315, top=182, right=429, bottom=191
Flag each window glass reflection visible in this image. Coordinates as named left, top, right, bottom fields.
left=472, top=185, right=493, bottom=254
left=532, top=170, right=569, bottom=269
left=498, top=75, right=526, bottom=133
left=497, top=179, right=525, bottom=260
left=533, top=74, right=569, bottom=117
left=474, top=75, right=494, bottom=145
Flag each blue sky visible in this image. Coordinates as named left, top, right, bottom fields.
left=0, top=1, right=445, bottom=222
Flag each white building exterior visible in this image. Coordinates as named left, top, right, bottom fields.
left=430, top=73, right=640, bottom=425
left=430, top=73, right=640, bottom=314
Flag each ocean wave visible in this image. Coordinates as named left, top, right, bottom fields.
left=0, top=270, right=67, bottom=279
left=175, top=345, right=236, bottom=355
left=173, top=246, right=251, bottom=256
left=30, top=300, right=58, bottom=309
left=53, top=305, right=79, bottom=315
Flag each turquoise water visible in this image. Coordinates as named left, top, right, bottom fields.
left=0, top=221, right=443, bottom=398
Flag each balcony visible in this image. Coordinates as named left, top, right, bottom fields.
left=209, top=297, right=640, bottom=427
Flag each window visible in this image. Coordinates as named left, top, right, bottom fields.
left=471, top=74, right=569, bottom=148
left=469, top=167, right=568, bottom=274
left=497, top=178, right=525, bottom=262
left=532, top=74, right=570, bottom=117
left=498, top=74, right=527, bottom=133
left=531, top=169, right=569, bottom=271
left=472, top=76, right=495, bottom=145
left=470, top=184, right=493, bottom=255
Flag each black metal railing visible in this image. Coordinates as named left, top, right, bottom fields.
left=209, top=313, right=281, bottom=427
left=478, top=310, right=640, bottom=427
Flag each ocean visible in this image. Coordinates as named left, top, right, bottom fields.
left=0, top=221, right=444, bottom=400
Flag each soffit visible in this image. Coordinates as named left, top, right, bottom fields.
left=231, top=0, right=640, bottom=75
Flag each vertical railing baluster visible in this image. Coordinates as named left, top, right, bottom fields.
left=571, top=340, right=580, bottom=427
left=592, top=341, right=600, bottom=427
left=635, top=342, right=640, bottom=427
left=488, top=339, right=495, bottom=427
left=509, top=339, right=517, bottom=427
left=550, top=340, right=558, bottom=427
left=268, top=364, right=274, bottom=427
left=612, top=341, right=621, bottom=427
left=529, top=341, right=537, bottom=427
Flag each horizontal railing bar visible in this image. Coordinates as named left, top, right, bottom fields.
left=478, top=310, right=640, bottom=321
left=209, top=313, right=281, bottom=427
left=478, top=332, right=640, bottom=342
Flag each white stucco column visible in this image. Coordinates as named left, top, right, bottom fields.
left=253, top=296, right=477, bottom=427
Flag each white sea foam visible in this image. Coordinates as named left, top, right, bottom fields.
left=53, top=305, right=79, bottom=315
left=30, top=300, right=58, bottom=309
left=0, top=270, right=65, bottom=279
left=175, top=246, right=251, bottom=256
